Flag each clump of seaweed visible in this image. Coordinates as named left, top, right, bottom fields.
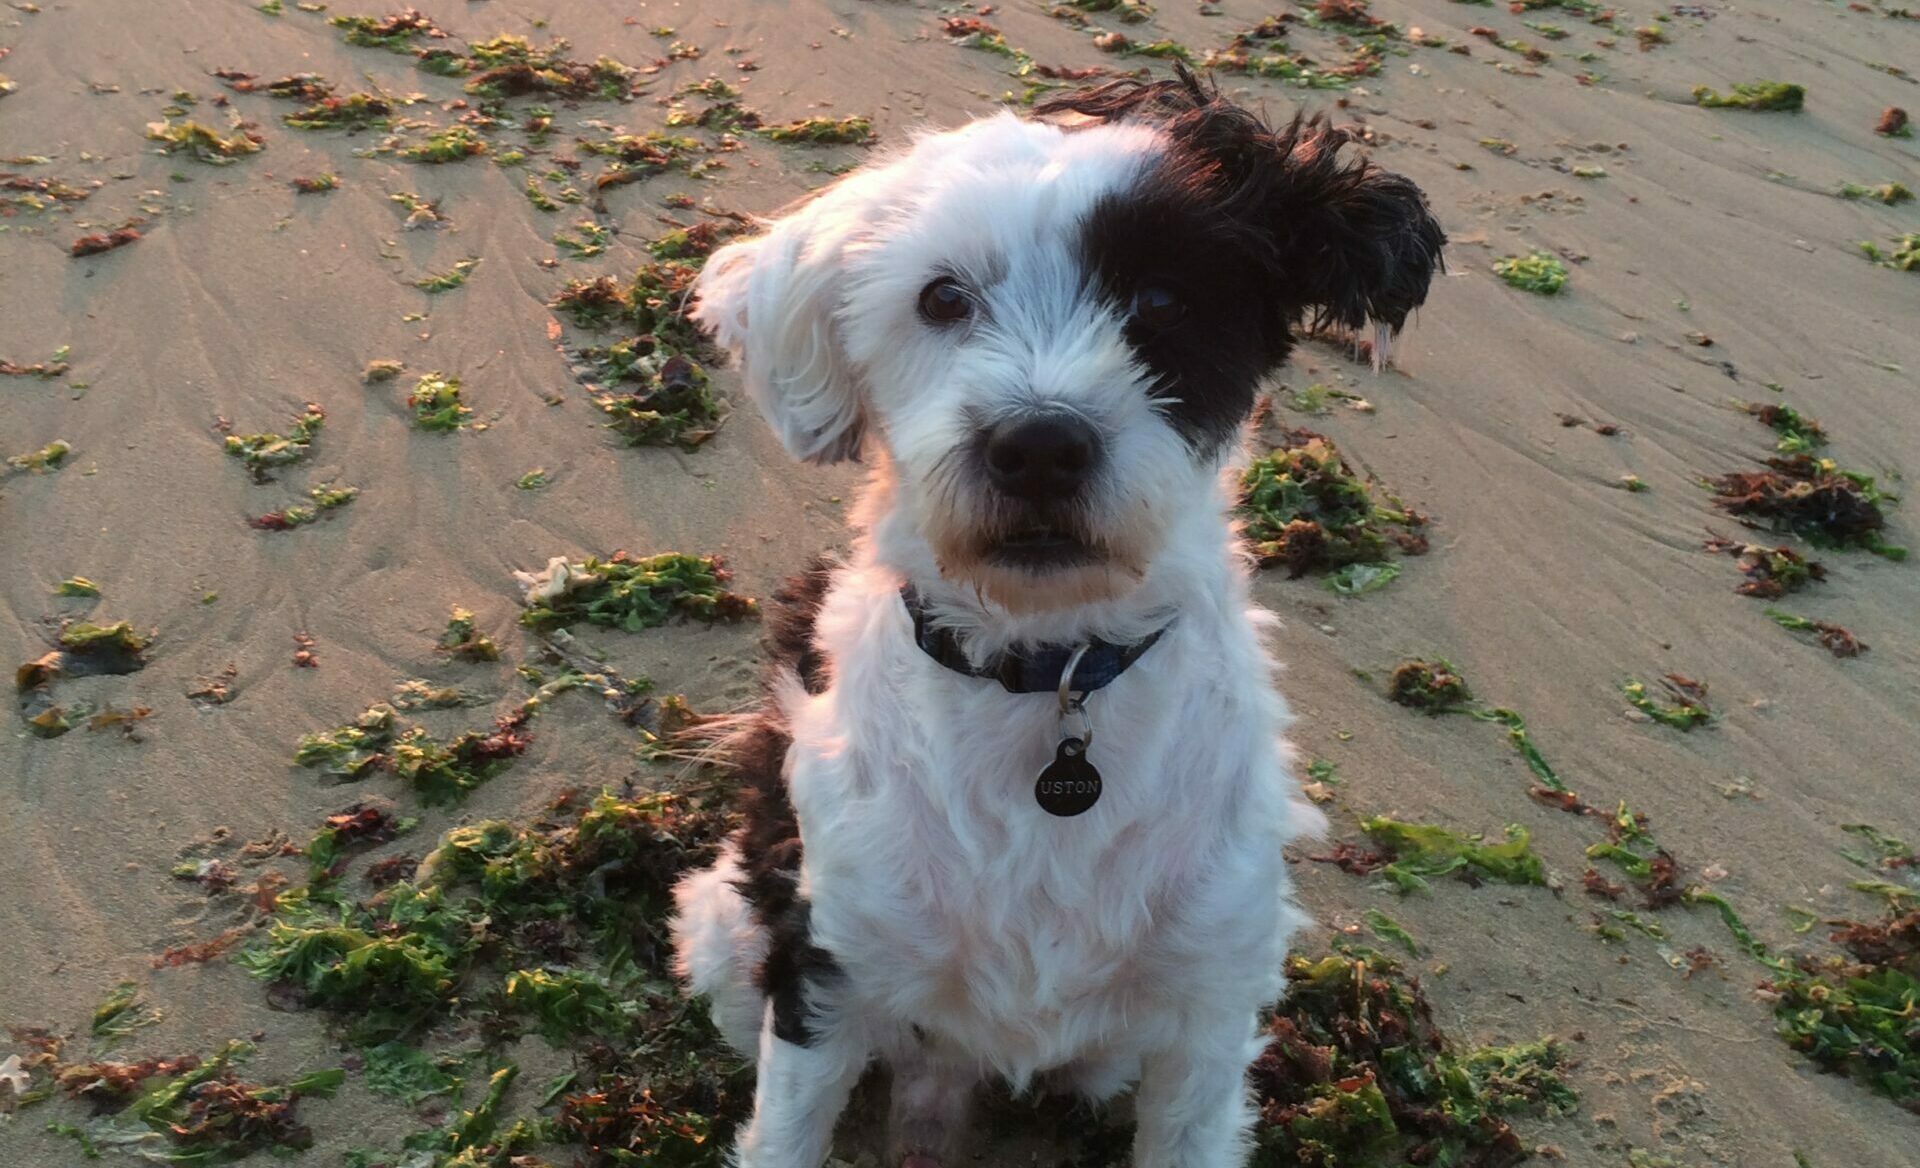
left=1877, top=106, right=1911, bottom=137
left=555, top=218, right=612, bottom=259
left=5, top=437, right=71, bottom=475
left=551, top=274, right=634, bottom=330
left=1838, top=181, right=1914, bottom=206
left=1356, top=818, right=1549, bottom=893
left=17, top=619, right=152, bottom=737
left=1249, top=946, right=1575, bottom=1165
left=1707, top=455, right=1905, bottom=559
left=516, top=552, right=755, bottom=632
left=305, top=799, right=414, bottom=883
left=407, top=372, right=472, bottom=430
left=1692, top=81, right=1805, bottom=111
left=415, top=255, right=479, bottom=291
left=223, top=402, right=325, bottom=478
left=438, top=606, right=500, bottom=661
left=362, top=358, right=405, bottom=382
left=591, top=351, right=723, bottom=449
left=1622, top=675, right=1713, bottom=730
left=49, top=1040, right=341, bottom=1161
left=1743, top=401, right=1826, bottom=454
left=1857, top=233, right=1920, bottom=272
left=1765, top=609, right=1868, bottom=658
left=1704, top=534, right=1825, bottom=599
left=249, top=484, right=358, bottom=531
left=282, top=92, right=394, bottom=130
left=462, top=38, right=637, bottom=102
left=146, top=119, right=265, bottom=164
left=390, top=714, right=532, bottom=804
left=399, top=124, right=486, bottom=162
left=291, top=173, right=338, bottom=193
left=330, top=8, right=445, bottom=50
left=71, top=224, right=142, bottom=257
left=1238, top=429, right=1427, bottom=580
left=579, top=130, right=706, bottom=190
left=1493, top=250, right=1568, bottom=294
left=1387, top=658, right=1472, bottom=713
left=758, top=116, right=875, bottom=145
left=1766, top=910, right=1918, bottom=1110
left=292, top=703, right=397, bottom=778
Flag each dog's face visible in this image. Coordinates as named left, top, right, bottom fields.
left=694, top=73, right=1444, bottom=613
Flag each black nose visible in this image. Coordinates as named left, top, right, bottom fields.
left=984, top=414, right=1100, bottom=499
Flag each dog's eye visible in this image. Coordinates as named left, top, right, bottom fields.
left=1130, top=285, right=1185, bottom=330
left=918, top=277, right=973, bottom=325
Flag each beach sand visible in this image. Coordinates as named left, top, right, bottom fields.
left=3, top=0, right=1918, bottom=1164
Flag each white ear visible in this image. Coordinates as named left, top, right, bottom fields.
left=692, top=187, right=874, bottom=465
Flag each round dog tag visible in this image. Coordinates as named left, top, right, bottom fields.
left=1035, top=737, right=1102, bottom=816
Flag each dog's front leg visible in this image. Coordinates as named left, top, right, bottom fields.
left=733, top=1013, right=869, bottom=1168
left=1132, top=1016, right=1265, bottom=1168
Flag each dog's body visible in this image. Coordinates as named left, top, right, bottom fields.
left=670, top=71, right=1443, bottom=1168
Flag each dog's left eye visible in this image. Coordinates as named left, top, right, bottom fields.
left=1130, top=285, right=1185, bottom=329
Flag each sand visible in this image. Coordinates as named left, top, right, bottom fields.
left=2, top=0, right=1918, bottom=1164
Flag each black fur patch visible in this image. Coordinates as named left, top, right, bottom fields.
left=727, top=557, right=842, bottom=1046
left=1046, top=66, right=1446, bottom=453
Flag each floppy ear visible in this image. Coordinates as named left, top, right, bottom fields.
left=1036, top=65, right=1446, bottom=351
left=1263, top=128, right=1446, bottom=341
left=691, top=186, right=872, bottom=465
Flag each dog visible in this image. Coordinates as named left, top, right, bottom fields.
left=669, top=67, right=1444, bottom=1168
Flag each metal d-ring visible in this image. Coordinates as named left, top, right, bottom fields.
left=1057, top=643, right=1094, bottom=751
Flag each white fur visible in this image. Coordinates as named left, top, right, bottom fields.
left=672, top=111, right=1324, bottom=1168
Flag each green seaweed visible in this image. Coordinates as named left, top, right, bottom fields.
left=1744, top=402, right=1826, bottom=454
left=593, top=352, right=723, bottom=449
left=293, top=703, right=398, bottom=777
left=1693, top=81, right=1805, bottom=111
left=224, top=403, right=325, bottom=472
left=408, top=372, right=472, bottom=430
left=1493, top=250, right=1568, bottom=295
left=1621, top=677, right=1713, bottom=730
left=1363, top=908, right=1418, bottom=955
left=759, top=116, right=874, bottom=145
left=330, top=9, right=443, bottom=50
left=517, top=552, right=755, bottom=632
left=1764, top=608, right=1868, bottom=657
left=1838, top=181, right=1914, bottom=205
left=6, top=438, right=71, bottom=474
left=56, top=576, right=102, bottom=598
left=91, top=982, right=162, bottom=1045
left=414, top=256, right=480, bottom=292
left=1857, top=233, right=1920, bottom=272
left=555, top=218, right=612, bottom=259
left=282, top=92, right=393, bottom=130
left=1708, top=455, right=1906, bottom=558
left=399, top=124, right=487, bottom=163
left=1361, top=818, right=1548, bottom=893
left=145, top=119, right=265, bottom=164
left=439, top=606, right=500, bottom=661
left=361, top=1041, right=462, bottom=1106
left=1239, top=430, right=1427, bottom=576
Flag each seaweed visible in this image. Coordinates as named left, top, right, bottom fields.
left=1767, top=910, right=1919, bottom=1110
left=463, top=41, right=638, bottom=103
left=91, top=982, right=162, bottom=1045
left=579, top=130, right=705, bottom=190
left=57, top=576, right=101, bottom=598
left=223, top=402, right=324, bottom=477
left=330, top=8, right=444, bottom=50
left=414, top=256, right=479, bottom=293
left=1325, top=562, right=1400, bottom=595
left=1360, top=818, right=1548, bottom=893
left=5, top=438, right=71, bottom=474
left=399, top=124, right=487, bottom=163
left=1704, top=535, right=1825, bottom=598
left=305, top=799, right=414, bottom=883
left=516, top=468, right=552, bottom=490
left=362, top=358, right=405, bottom=383
left=1362, top=908, right=1418, bottom=955
left=1238, top=430, right=1427, bottom=577
left=594, top=352, right=723, bottom=449
left=1387, top=659, right=1472, bottom=713
left=282, top=92, right=393, bottom=130
left=1857, top=233, right=1920, bottom=272
left=555, top=218, right=612, bottom=259
left=70, top=224, right=142, bottom=257
left=1743, top=402, right=1826, bottom=454
left=1, top=346, right=72, bottom=377
left=1249, top=947, right=1574, bottom=1166
left=517, top=552, right=755, bottom=632
left=389, top=713, right=530, bottom=804
left=1765, top=609, right=1868, bottom=658
left=407, top=371, right=472, bottom=430
left=1838, top=181, right=1914, bottom=206
left=1621, top=675, right=1713, bottom=730
left=438, top=606, right=500, bottom=661
left=290, top=173, right=338, bottom=193
left=1707, top=455, right=1905, bottom=558
left=145, top=119, right=265, bottom=164
left=361, top=1041, right=462, bottom=1106
left=1693, top=81, right=1805, bottom=111
left=293, top=703, right=398, bottom=778
left=248, top=485, right=356, bottom=530
left=1493, top=250, right=1567, bottom=294
left=758, top=116, right=875, bottom=145
left=1877, top=106, right=1911, bottom=137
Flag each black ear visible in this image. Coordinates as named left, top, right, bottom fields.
left=1036, top=64, right=1446, bottom=338
left=1262, top=125, right=1447, bottom=335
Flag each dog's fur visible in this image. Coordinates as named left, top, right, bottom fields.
left=669, top=70, right=1444, bottom=1168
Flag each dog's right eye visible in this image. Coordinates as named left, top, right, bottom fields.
left=917, top=277, right=972, bottom=325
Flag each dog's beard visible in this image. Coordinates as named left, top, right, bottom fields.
left=918, top=488, right=1155, bottom=614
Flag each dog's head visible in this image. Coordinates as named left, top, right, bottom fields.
left=693, top=68, right=1444, bottom=613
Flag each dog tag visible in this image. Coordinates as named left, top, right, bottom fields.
left=1035, top=737, right=1101, bottom=816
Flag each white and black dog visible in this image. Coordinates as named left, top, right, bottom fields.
left=670, top=68, right=1444, bottom=1168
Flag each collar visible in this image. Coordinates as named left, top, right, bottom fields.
left=900, top=585, right=1172, bottom=695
